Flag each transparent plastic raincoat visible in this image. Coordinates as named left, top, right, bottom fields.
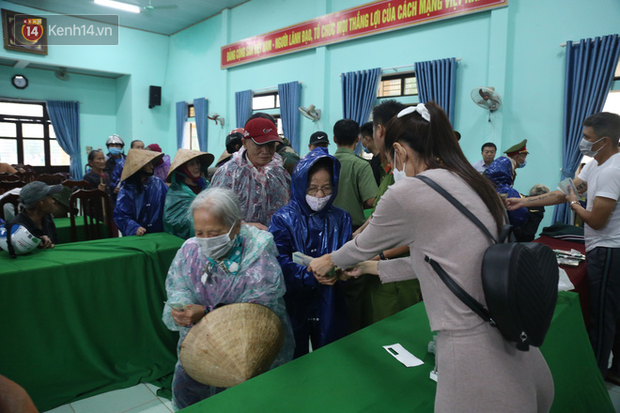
left=210, top=148, right=290, bottom=226
left=162, top=225, right=294, bottom=410
left=268, top=148, right=352, bottom=357
left=163, top=175, right=208, bottom=240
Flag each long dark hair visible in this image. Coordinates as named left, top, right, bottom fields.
left=383, top=102, right=504, bottom=233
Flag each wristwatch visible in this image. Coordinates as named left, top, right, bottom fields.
left=569, top=200, right=579, bottom=207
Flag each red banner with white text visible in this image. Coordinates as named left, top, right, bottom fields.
left=221, top=0, right=507, bottom=68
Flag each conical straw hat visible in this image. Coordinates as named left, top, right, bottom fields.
left=120, top=149, right=164, bottom=182
left=166, top=149, right=215, bottom=182
left=179, top=303, right=284, bottom=388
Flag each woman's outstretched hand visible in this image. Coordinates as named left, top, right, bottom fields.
left=308, top=253, right=335, bottom=277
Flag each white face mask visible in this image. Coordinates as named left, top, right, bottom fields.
left=305, top=194, right=331, bottom=212
left=392, top=150, right=407, bottom=183
left=195, top=222, right=237, bottom=259
left=579, top=137, right=605, bottom=157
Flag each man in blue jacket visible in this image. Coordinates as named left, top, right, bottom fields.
left=269, top=148, right=352, bottom=358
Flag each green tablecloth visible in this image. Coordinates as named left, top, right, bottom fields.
left=0, top=232, right=185, bottom=412
left=181, top=292, right=612, bottom=412
left=53, top=216, right=108, bottom=244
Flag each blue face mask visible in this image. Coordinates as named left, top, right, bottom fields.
left=517, top=159, right=527, bottom=168
left=362, top=146, right=372, bottom=154
left=109, top=147, right=122, bottom=156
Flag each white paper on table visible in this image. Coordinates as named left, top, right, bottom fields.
left=383, top=343, right=424, bottom=367
left=557, top=267, right=575, bottom=292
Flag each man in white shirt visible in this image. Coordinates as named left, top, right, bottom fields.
left=471, top=142, right=496, bottom=173
left=507, top=112, right=620, bottom=381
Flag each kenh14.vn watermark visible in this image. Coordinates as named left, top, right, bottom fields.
left=18, top=14, right=119, bottom=45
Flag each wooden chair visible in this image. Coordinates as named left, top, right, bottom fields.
left=69, top=189, right=118, bottom=242
left=11, top=164, right=34, bottom=173
left=0, top=181, right=26, bottom=195
left=0, top=194, right=20, bottom=221
left=15, top=171, right=36, bottom=183
left=0, top=173, right=21, bottom=182
left=61, top=179, right=90, bottom=192
left=37, top=173, right=66, bottom=185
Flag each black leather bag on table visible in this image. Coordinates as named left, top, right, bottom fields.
left=416, top=175, right=559, bottom=351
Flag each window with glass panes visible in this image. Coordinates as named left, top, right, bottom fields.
left=0, top=101, right=70, bottom=173
left=185, top=104, right=200, bottom=150
left=377, top=73, right=418, bottom=98
left=251, top=91, right=284, bottom=136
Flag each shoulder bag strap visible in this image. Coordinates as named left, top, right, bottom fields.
left=415, top=175, right=497, bottom=244
left=424, top=255, right=494, bottom=325
left=414, top=174, right=497, bottom=325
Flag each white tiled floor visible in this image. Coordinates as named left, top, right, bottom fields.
left=606, top=381, right=620, bottom=413
left=42, top=380, right=620, bottom=413
left=43, top=383, right=173, bottom=413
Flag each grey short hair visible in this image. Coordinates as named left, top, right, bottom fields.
left=189, top=187, right=241, bottom=227
left=529, top=184, right=550, bottom=197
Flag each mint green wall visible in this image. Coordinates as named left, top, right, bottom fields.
left=0, top=64, right=116, bottom=172
left=0, top=1, right=171, bottom=169
left=167, top=0, right=619, bottom=232
left=1, top=0, right=619, bottom=231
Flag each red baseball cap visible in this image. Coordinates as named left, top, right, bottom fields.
left=243, top=118, right=282, bottom=145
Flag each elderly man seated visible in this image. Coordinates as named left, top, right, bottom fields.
left=8, top=181, right=61, bottom=248
left=210, top=117, right=291, bottom=229
left=162, top=187, right=293, bottom=410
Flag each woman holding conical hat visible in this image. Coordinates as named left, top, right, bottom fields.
left=163, top=149, right=215, bottom=239
left=113, top=149, right=168, bottom=236
left=162, top=187, right=294, bottom=410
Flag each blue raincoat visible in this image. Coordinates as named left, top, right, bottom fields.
left=484, top=156, right=528, bottom=227
left=110, top=158, right=125, bottom=191
left=268, top=148, right=352, bottom=358
left=113, top=175, right=168, bottom=236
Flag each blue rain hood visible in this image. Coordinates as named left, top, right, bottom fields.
left=484, top=156, right=514, bottom=188
left=291, top=147, right=341, bottom=217
left=268, top=148, right=352, bottom=353
left=484, top=156, right=528, bottom=227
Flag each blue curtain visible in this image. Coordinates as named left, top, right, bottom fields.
left=235, top=90, right=253, bottom=128
left=414, top=58, right=457, bottom=125
left=46, top=100, right=82, bottom=179
left=552, top=34, right=620, bottom=224
left=193, top=98, right=208, bottom=152
left=278, top=81, right=301, bottom=154
left=176, top=101, right=187, bottom=149
left=341, top=67, right=381, bottom=153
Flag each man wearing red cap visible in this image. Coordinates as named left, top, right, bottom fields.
left=210, top=118, right=291, bottom=229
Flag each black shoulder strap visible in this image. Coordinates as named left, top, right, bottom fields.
left=424, top=255, right=494, bottom=325
left=415, top=175, right=497, bottom=244
left=415, top=174, right=497, bottom=326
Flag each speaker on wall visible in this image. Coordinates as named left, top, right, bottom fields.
left=149, top=85, right=161, bottom=109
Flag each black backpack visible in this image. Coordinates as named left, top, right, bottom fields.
left=416, top=175, right=559, bottom=351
